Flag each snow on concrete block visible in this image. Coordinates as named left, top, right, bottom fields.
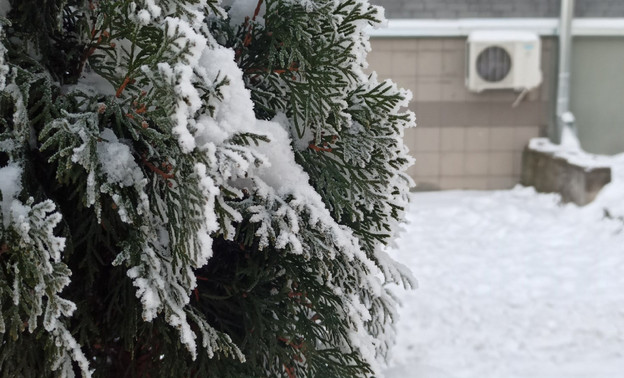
left=521, top=138, right=611, bottom=206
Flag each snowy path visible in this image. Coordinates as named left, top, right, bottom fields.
left=385, top=185, right=624, bottom=378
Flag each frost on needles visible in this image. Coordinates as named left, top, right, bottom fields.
left=0, top=0, right=415, bottom=377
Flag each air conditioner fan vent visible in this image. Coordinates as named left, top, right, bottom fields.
left=476, top=46, right=512, bottom=83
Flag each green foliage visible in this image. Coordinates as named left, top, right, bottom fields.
left=0, top=0, right=414, bottom=376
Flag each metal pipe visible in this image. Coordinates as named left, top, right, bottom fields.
left=555, top=0, right=578, bottom=145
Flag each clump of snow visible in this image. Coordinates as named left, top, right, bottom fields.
left=0, top=163, right=23, bottom=227
left=559, top=117, right=582, bottom=151
left=588, top=153, right=624, bottom=219
left=250, top=119, right=317, bottom=198
left=96, top=129, right=144, bottom=187
left=164, top=17, right=207, bottom=67
left=137, top=9, right=152, bottom=25
left=194, top=44, right=257, bottom=147
left=131, top=0, right=161, bottom=20
left=560, top=130, right=582, bottom=151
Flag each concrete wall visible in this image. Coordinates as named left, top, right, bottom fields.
left=368, top=37, right=556, bottom=190
left=571, top=36, right=624, bottom=155
left=372, top=0, right=624, bottom=19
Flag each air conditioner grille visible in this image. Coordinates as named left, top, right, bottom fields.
left=476, top=46, right=512, bottom=83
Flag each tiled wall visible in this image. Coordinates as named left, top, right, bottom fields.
left=368, top=37, right=555, bottom=190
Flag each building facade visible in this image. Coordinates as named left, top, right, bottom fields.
left=368, top=0, right=624, bottom=190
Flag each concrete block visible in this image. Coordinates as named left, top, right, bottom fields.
left=520, top=147, right=611, bottom=206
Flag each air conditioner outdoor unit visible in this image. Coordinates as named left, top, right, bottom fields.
left=466, top=31, right=542, bottom=93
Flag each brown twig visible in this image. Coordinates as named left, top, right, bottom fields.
left=284, top=364, right=296, bottom=378
left=116, top=76, right=131, bottom=98
left=308, top=143, right=332, bottom=153
left=141, top=154, right=174, bottom=181
left=135, top=104, right=147, bottom=114
left=242, top=0, right=265, bottom=47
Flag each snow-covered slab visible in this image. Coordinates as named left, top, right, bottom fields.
left=528, top=138, right=611, bottom=170
left=521, top=138, right=611, bottom=206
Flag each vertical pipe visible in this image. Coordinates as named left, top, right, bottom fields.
left=555, top=0, right=578, bottom=146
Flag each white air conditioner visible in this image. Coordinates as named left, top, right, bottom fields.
left=466, top=31, right=542, bottom=92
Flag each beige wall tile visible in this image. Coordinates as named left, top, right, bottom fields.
left=490, top=103, right=520, bottom=126
left=462, top=177, right=489, bottom=190
left=439, top=103, right=468, bottom=127
left=440, top=79, right=467, bottom=102
left=418, top=39, right=442, bottom=52
left=487, top=90, right=520, bottom=103
left=441, top=127, right=465, bottom=152
left=465, top=90, right=496, bottom=103
left=488, top=152, right=514, bottom=176
left=415, top=81, right=442, bottom=102
left=526, top=87, right=541, bottom=102
left=513, top=101, right=543, bottom=126
left=464, top=152, right=489, bottom=175
left=412, top=127, right=440, bottom=152
left=392, top=51, right=418, bottom=76
left=465, top=127, right=489, bottom=151
left=439, top=176, right=466, bottom=190
left=513, top=126, right=540, bottom=151
left=487, top=176, right=518, bottom=190
left=392, top=76, right=417, bottom=95
left=489, top=128, right=515, bottom=151
left=418, top=51, right=443, bottom=77
left=442, top=38, right=466, bottom=51
left=412, top=152, right=441, bottom=177
left=463, top=103, right=491, bottom=126
left=368, top=52, right=392, bottom=78
left=439, top=176, right=490, bottom=190
left=413, top=103, right=441, bottom=127
left=365, top=52, right=384, bottom=71
left=439, top=176, right=488, bottom=190
left=370, top=39, right=395, bottom=52
left=440, top=152, right=464, bottom=176
left=442, top=50, right=465, bottom=77
left=393, top=39, right=419, bottom=52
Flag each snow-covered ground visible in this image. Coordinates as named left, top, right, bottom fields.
left=385, top=154, right=624, bottom=378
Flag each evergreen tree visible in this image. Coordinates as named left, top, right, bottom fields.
left=0, top=0, right=415, bottom=376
